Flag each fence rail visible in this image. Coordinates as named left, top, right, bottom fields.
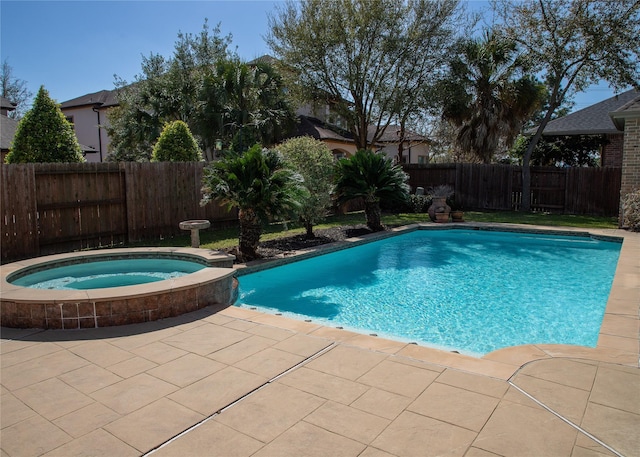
left=1, top=162, right=621, bottom=263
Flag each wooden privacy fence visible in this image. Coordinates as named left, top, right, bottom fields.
left=1, top=162, right=621, bottom=263
left=402, top=164, right=621, bottom=216
left=1, top=162, right=236, bottom=263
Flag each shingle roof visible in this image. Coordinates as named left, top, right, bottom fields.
left=1, top=96, right=17, bottom=111
left=371, top=124, right=430, bottom=143
left=60, top=89, right=118, bottom=109
left=610, top=93, right=640, bottom=130
left=247, top=55, right=280, bottom=66
left=294, top=116, right=430, bottom=145
left=1, top=115, right=19, bottom=150
left=540, top=88, right=639, bottom=135
left=294, top=116, right=354, bottom=142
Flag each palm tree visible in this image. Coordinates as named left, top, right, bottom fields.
left=334, top=150, right=410, bottom=232
left=201, top=145, right=307, bottom=261
left=442, top=31, right=545, bottom=163
left=198, top=60, right=296, bottom=154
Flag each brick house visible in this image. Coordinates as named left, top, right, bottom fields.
left=538, top=89, right=638, bottom=167
left=610, top=93, right=640, bottom=227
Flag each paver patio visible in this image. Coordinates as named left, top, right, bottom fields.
left=1, top=226, right=638, bottom=456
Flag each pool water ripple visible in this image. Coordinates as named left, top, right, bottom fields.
left=237, top=229, right=621, bottom=356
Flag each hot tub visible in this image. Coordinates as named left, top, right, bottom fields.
left=1, top=248, right=237, bottom=329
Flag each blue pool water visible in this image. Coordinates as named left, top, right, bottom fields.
left=11, top=258, right=205, bottom=290
left=237, top=229, right=621, bottom=356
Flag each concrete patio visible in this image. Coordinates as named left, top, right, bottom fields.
left=1, top=226, right=638, bottom=456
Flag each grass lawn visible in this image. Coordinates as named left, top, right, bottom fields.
left=137, top=210, right=618, bottom=251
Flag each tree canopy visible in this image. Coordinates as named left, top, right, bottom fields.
left=5, top=86, right=84, bottom=163
left=1, top=59, right=33, bottom=119
left=107, top=20, right=295, bottom=162
left=508, top=134, right=606, bottom=167
left=494, top=0, right=640, bottom=210
left=334, top=149, right=409, bottom=231
left=107, top=20, right=231, bottom=161
left=441, top=31, right=546, bottom=163
left=278, top=136, right=335, bottom=238
left=267, top=0, right=463, bottom=150
left=201, top=145, right=307, bottom=260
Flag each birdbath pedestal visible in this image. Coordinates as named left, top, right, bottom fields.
left=179, top=220, right=211, bottom=248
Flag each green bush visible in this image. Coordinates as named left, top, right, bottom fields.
left=278, top=136, right=334, bottom=238
left=621, top=189, right=640, bottom=232
left=5, top=86, right=84, bottom=163
left=407, top=194, right=432, bottom=213
left=151, top=120, right=203, bottom=162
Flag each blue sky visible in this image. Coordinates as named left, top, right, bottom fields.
left=0, top=0, right=625, bottom=112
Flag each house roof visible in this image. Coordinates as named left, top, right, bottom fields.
left=295, top=115, right=354, bottom=143
left=538, top=88, right=639, bottom=136
left=247, top=55, right=280, bottom=67
left=60, top=89, right=118, bottom=109
left=1, top=96, right=17, bottom=111
left=1, top=115, right=19, bottom=151
left=295, top=116, right=430, bottom=146
left=610, top=94, right=640, bottom=131
left=372, top=124, right=430, bottom=143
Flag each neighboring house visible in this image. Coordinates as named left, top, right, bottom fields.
left=610, top=93, right=640, bottom=227
left=60, top=55, right=430, bottom=163
left=60, top=90, right=118, bottom=163
left=1, top=96, right=19, bottom=162
left=538, top=89, right=639, bottom=167
left=295, top=115, right=430, bottom=163
left=373, top=124, right=431, bottom=164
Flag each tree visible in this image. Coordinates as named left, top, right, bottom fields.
left=267, top=0, right=463, bottom=150
left=334, top=149, right=410, bottom=232
left=278, top=136, right=335, bottom=238
left=5, top=86, right=83, bottom=163
left=508, top=134, right=606, bottom=167
left=494, top=0, right=640, bottom=211
left=200, top=145, right=307, bottom=261
left=151, top=120, right=203, bottom=162
left=107, top=20, right=232, bottom=161
left=441, top=31, right=546, bottom=163
left=197, top=58, right=297, bottom=155
left=107, top=21, right=296, bottom=162
left=1, top=59, right=33, bottom=119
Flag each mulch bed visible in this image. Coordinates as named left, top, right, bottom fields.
left=225, top=224, right=374, bottom=263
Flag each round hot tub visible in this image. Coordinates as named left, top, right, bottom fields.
left=1, top=248, right=237, bottom=329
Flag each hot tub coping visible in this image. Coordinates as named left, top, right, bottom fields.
left=1, top=248, right=237, bottom=329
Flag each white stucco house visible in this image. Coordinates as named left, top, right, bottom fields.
left=60, top=90, right=118, bottom=163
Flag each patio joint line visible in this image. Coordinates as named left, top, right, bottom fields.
left=142, top=342, right=337, bottom=456
left=508, top=381, right=624, bottom=457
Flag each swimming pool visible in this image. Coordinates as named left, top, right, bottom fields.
left=237, top=228, right=622, bottom=356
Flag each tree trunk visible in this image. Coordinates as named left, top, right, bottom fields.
left=364, top=199, right=384, bottom=232
left=304, top=220, right=314, bottom=239
left=521, top=81, right=563, bottom=212
left=397, top=120, right=405, bottom=163
left=521, top=107, right=556, bottom=212
left=238, top=208, right=262, bottom=261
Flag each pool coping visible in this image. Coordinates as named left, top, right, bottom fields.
left=230, top=222, right=639, bottom=380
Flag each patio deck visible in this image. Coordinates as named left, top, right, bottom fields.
left=1, top=225, right=638, bottom=456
